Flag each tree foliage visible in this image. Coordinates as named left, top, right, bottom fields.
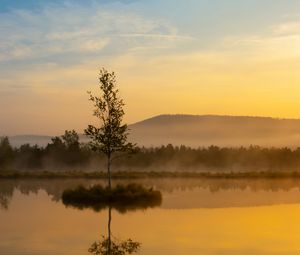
left=85, top=69, right=133, bottom=155
left=0, top=137, right=14, bottom=169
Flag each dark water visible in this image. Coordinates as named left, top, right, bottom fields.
left=1, top=178, right=300, bottom=254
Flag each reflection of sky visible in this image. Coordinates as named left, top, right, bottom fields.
left=2, top=1, right=300, bottom=135
left=2, top=187, right=300, bottom=254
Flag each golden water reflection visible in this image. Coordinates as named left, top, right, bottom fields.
left=1, top=178, right=300, bottom=254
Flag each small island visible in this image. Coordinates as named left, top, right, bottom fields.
left=62, top=183, right=162, bottom=213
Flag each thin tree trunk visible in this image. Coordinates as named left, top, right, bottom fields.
left=107, top=154, right=112, bottom=190
left=108, top=206, right=112, bottom=255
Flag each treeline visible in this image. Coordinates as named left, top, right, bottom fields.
left=117, top=144, right=300, bottom=171
left=0, top=131, right=92, bottom=171
left=2, top=131, right=300, bottom=171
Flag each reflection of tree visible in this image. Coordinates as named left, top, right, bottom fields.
left=0, top=182, right=14, bottom=209
left=88, top=207, right=141, bottom=255
left=0, top=193, right=10, bottom=209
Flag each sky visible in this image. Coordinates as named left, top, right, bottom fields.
left=1, top=0, right=300, bottom=135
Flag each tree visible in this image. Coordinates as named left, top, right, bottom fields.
left=0, top=137, right=14, bottom=170
left=61, top=130, right=84, bottom=166
left=45, top=130, right=88, bottom=167
left=85, top=68, right=134, bottom=189
left=62, top=130, right=80, bottom=151
left=45, top=136, right=66, bottom=165
left=16, top=144, right=43, bottom=169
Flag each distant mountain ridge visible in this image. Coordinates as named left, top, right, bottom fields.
left=8, top=134, right=89, bottom=148
left=8, top=135, right=52, bottom=148
left=128, top=114, right=300, bottom=147
left=7, top=114, right=300, bottom=147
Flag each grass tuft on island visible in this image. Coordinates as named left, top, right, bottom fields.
left=62, top=183, right=162, bottom=213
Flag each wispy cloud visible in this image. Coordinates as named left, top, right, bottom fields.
left=221, top=21, right=300, bottom=60
left=0, top=2, right=190, bottom=63
left=273, top=21, right=300, bottom=35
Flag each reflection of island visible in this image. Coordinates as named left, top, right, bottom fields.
left=61, top=184, right=162, bottom=213
left=4, top=178, right=300, bottom=209
left=88, top=206, right=141, bottom=255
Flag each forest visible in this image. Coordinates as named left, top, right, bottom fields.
left=1, top=130, right=300, bottom=172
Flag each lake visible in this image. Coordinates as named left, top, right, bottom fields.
left=1, top=178, right=300, bottom=254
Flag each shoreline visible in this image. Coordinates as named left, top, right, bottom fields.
left=1, top=170, right=300, bottom=179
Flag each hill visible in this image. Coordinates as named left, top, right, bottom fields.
left=128, top=114, right=300, bottom=147
left=7, top=114, right=300, bottom=148
left=8, top=134, right=89, bottom=148
left=8, top=135, right=53, bottom=147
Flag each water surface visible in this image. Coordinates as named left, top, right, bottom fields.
left=1, top=178, right=300, bottom=254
